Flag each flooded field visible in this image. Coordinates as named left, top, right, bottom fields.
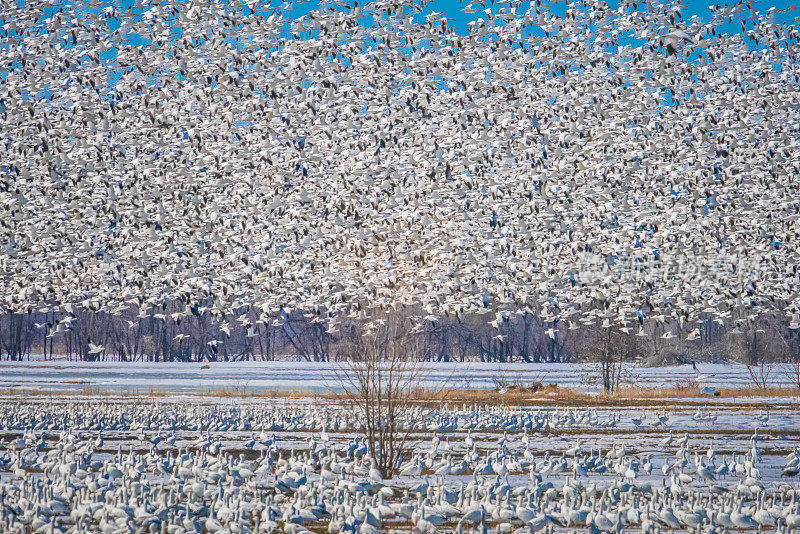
left=1, top=391, right=799, bottom=533
left=2, top=360, right=799, bottom=394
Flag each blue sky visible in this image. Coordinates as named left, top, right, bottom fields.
left=5, top=0, right=795, bottom=38
left=2, top=0, right=795, bottom=65
left=430, top=0, right=796, bottom=32
left=278, top=0, right=798, bottom=36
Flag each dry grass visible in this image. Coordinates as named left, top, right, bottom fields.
left=175, top=386, right=316, bottom=398
left=615, top=384, right=800, bottom=399
left=416, top=385, right=591, bottom=405
left=2, top=382, right=797, bottom=408
left=0, top=385, right=318, bottom=400
left=392, top=384, right=800, bottom=409
left=718, top=386, right=799, bottom=397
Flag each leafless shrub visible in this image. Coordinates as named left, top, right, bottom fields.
left=674, top=378, right=701, bottom=395
left=747, top=361, right=776, bottom=390
left=781, top=360, right=800, bottom=391
left=332, top=314, right=443, bottom=479
left=576, top=326, right=640, bottom=395
left=492, top=363, right=519, bottom=390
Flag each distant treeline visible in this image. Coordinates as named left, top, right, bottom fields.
left=0, top=306, right=800, bottom=370
left=2, top=305, right=799, bottom=366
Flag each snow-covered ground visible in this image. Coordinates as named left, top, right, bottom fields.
left=1, top=366, right=798, bottom=533
left=1, top=396, right=799, bottom=533
left=0, top=360, right=797, bottom=394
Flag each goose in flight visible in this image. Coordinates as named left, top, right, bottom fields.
left=0, top=0, right=797, bottom=338
left=691, top=362, right=717, bottom=384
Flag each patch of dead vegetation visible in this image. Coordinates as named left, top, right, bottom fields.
left=2, top=382, right=797, bottom=410
left=393, top=385, right=799, bottom=410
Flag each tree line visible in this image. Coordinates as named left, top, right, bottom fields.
left=2, top=305, right=799, bottom=367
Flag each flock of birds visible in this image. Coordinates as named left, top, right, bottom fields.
left=1, top=400, right=800, bottom=533
left=2, top=0, right=800, bottom=335
left=0, top=402, right=677, bottom=435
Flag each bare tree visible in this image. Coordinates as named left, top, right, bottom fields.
left=784, top=359, right=800, bottom=392
left=577, top=326, right=639, bottom=395
left=280, top=314, right=333, bottom=362
left=0, top=312, right=37, bottom=360
left=332, top=314, right=430, bottom=479
left=747, top=361, right=775, bottom=391
left=731, top=312, right=789, bottom=390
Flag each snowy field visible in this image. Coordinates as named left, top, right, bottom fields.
left=2, top=362, right=799, bottom=533
left=1, top=360, right=799, bottom=394
left=1, top=394, right=799, bottom=533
